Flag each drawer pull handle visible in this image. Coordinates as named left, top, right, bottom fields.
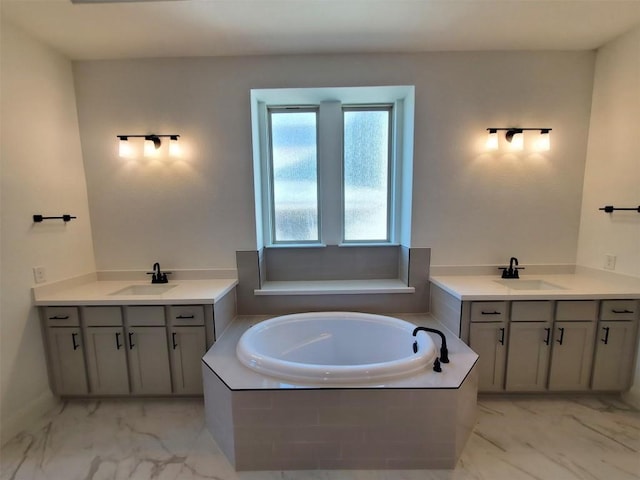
left=499, top=328, right=505, bottom=345
left=544, top=327, right=551, bottom=345
left=50, top=315, right=70, bottom=320
left=611, top=309, right=633, bottom=314
left=71, top=333, right=80, bottom=350
left=115, top=332, right=122, bottom=350
left=556, top=327, right=565, bottom=345
left=128, top=332, right=135, bottom=349
left=172, top=332, right=178, bottom=350
left=601, top=327, right=610, bottom=345
left=481, top=311, right=501, bottom=315
left=176, top=315, right=195, bottom=319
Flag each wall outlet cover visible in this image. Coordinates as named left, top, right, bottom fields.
left=33, top=266, right=46, bottom=283
left=604, top=254, right=616, bottom=270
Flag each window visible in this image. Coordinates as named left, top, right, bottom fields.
left=251, top=86, right=414, bottom=248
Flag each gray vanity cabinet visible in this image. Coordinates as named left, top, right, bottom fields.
left=468, top=302, right=508, bottom=391
left=43, top=307, right=88, bottom=396
left=126, top=306, right=172, bottom=395
left=168, top=306, right=206, bottom=394
left=83, top=307, right=129, bottom=395
left=505, top=301, right=552, bottom=391
left=547, top=301, right=597, bottom=391
left=591, top=300, right=639, bottom=391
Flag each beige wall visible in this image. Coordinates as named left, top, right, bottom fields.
left=73, top=51, right=595, bottom=271
left=575, top=26, right=640, bottom=404
left=0, top=21, right=96, bottom=443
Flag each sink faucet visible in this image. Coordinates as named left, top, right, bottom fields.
left=499, top=256, right=524, bottom=279
left=147, top=262, right=172, bottom=284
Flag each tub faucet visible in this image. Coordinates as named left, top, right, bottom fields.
left=499, top=256, right=524, bottom=279
left=147, top=262, right=172, bottom=284
left=412, top=326, right=449, bottom=366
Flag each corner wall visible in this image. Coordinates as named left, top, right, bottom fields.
left=0, top=21, right=96, bottom=444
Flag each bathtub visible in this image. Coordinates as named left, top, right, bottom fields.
left=236, top=311, right=437, bottom=383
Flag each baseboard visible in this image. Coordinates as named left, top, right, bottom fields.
left=1, top=390, right=59, bottom=446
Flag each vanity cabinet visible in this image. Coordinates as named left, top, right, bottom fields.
left=468, top=302, right=508, bottom=391
left=43, top=307, right=88, bottom=396
left=168, top=306, right=206, bottom=394
left=126, top=306, right=172, bottom=395
left=591, top=300, right=639, bottom=391
left=83, top=307, right=129, bottom=395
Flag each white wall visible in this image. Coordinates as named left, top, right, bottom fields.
left=577, top=27, right=640, bottom=278
left=0, top=21, right=96, bottom=443
left=73, top=51, right=594, bottom=270
left=575, top=26, right=640, bottom=405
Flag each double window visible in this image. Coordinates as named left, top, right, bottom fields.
left=251, top=87, right=414, bottom=248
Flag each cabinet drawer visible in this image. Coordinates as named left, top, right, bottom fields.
left=44, top=307, right=79, bottom=327
left=511, top=301, right=553, bottom=322
left=169, top=305, right=205, bottom=326
left=600, top=300, right=638, bottom=321
left=470, top=302, right=508, bottom=322
left=83, top=306, right=123, bottom=326
left=127, top=306, right=166, bottom=326
left=555, top=301, right=598, bottom=322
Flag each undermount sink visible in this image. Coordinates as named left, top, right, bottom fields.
left=493, top=279, right=566, bottom=290
left=110, top=284, right=178, bottom=296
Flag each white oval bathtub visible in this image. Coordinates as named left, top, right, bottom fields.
left=236, top=312, right=437, bottom=383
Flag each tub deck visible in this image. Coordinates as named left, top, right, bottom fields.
left=202, top=313, right=478, bottom=470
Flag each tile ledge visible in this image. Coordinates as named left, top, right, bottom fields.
left=254, top=279, right=415, bottom=296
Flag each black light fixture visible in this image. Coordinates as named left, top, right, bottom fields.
left=117, top=134, right=180, bottom=157
left=485, top=128, right=552, bottom=151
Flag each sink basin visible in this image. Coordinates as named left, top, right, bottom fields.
left=110, top=284, right=178, bottom=295
left=493, top=279, right=566, bottom=290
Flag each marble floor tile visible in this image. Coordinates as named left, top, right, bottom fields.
left=1, top=395, right=638, bottom=480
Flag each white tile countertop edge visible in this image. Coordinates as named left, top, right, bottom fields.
left=33, top=277, right=238, bottom=306
left=430, top=268, right=640, bottom=301
left=255, top=278, right=415, bottom=296
left=203, top=313, right=477, bottom=390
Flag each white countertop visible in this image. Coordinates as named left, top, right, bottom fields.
left=430, top=269, right=640, bottom=301
left=33, top=278, right=238, bottom=306
left=203, top=314, right=478, bottom=390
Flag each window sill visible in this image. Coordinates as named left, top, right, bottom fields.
left=254, top=279, right=415, bottom=296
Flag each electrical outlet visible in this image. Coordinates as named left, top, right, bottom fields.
left=604, top=254, right=616, bottom=271
left=33, top=266, right=47, bottom=284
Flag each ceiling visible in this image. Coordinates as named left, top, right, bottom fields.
left=3, top=0, right=640, bottom=60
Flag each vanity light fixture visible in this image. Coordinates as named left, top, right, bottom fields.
left=117, top=134, right=180, bottom=158
left=485, top=128, right=552, bottom=151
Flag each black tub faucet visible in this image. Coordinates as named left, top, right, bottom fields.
left=499, top=256, right=524, bottom=279
left=412, top=327, right=449, bottom=372
left=147, top=262, right=172, bottom=284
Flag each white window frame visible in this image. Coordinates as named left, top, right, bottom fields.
left=250, top=86, right=415, bottom=249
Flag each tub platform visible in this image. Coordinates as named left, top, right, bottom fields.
left=202, top=314, right=478, bottom=470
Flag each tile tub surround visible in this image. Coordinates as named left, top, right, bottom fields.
left=2, top=396, right=639, bottom=480
left=202, top=314, right=479, bottom=470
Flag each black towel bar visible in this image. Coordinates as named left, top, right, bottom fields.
left=598, top=206, right=640, bottom=213
left=33, top=214, right=77, bottom=223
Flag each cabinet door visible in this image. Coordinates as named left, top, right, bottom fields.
left=85, top=327, right=130, bottom=394
left=127, top=327, right=172, bottom=395
left=169, top=326, right=206, bottom=395
left=47, top=327, right=88, bottom=395
left=469, top=322, right=507, bottom=392
left=548, top=321, right=595, bottom=391
left=591, top=321, right=638, bottom=391
left=505, top=322, right=551, bottom=391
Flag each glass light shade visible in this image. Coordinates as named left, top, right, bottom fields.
left=118, top=138, right=132, bottom=157
left=485, top=130, right=499, bottom=150
left=169, top=137, right=181, bottom=157
left=509, top=131, right=524, bottom=150
left=536, top=130, right=551, bottom=151
left=144, top=138, right=159, bottom=157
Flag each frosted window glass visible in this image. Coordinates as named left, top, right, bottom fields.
left=343, top=109, right=390, bottom=241
left=270, top=110, right=319, bottom=242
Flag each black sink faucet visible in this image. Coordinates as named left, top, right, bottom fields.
left=147, top=262, right=172, bottom=284
left=499, top=256, right=524, bottom=279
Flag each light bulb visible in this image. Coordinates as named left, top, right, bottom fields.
left=508, top=130, right=524, bottom=151
left=486, top=129, right=498, bottom=150
left=144, top=136, right=160, bottom=157
left=169, top=136, right=181, bottom=157
left=118, top=137, right=132, bottom=157
left=536, top=130, right=551, bottom=151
